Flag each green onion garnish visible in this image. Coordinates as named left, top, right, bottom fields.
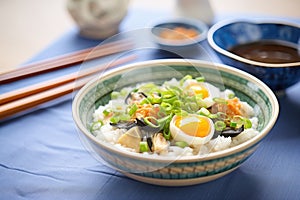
left=111, top=91, right=120, bottom=99
left=175, top=110, right=188, bottom=117
left=243, top=118, right=252, bottom=129
left=208, top=113, right=218, bottom=119
left=148, top=95, right=162, bottom=104
left=213, top=97, right=227, bottom=104
left=162, top=96, right=178, bottom=104
left=216, top=112, right=227, bottom=120
left=180, top=75, right=193, bottom=85
left=214, top=121, right=226, bottom=131
left=172, top=100, right=182, bottom=108
left=228, top=93, right=235, bottom=99
left=140, top=98, right=151, bottom=105
left=128, top=103, right=138, bottom=116
left=198, top=107, right=210, bottom=116
left=230, top=121, right=237, bottom=128
left=90, top=120, right=103, bottom=132
left=163, top=129, right=171, bottom=140
left=231, top=115, right=244, bottom=127
left=110, top=116, right=119, bottom=124
left=102, top=109, right=111, bottom=116
left=144, top=117, right=160, bottom=128
left=139, top=141, right=149, bottom=153
left=157, top=115, right=171, bottom=126
left=185, top=102, right=198, bottom=112
left=175, top=141, right=189, bottom=148
left=119, top=114, right=131, bottom=121
left=161, top=102, right=173, bottom=112
left=195, top=76, right=205, bottom=82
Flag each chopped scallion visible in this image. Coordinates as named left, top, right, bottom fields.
left=175, top=141, right=189, bottom=148
left=214, top=121, right=226, bottom=131
left=119, top=114, right=130, bottom=121
left=157, top=115, right=172, bottom=126
left=102, top=109, right=111, bottom=116
left=208, top=113, right=218, bottom=119
left=161, top=102, right=173, bottom=112
left=139, top=141, right=149, bottom=152
left=90, top=120, right=103, bottom=132
left=198, top=107, right=210, bottom=116
left=128, top=104, right=138, bottom=116
left=243, top=118, right=252, bottom=129
left=162, top=96, right=178, bottom=104
left=148, top=95, right=161, bottom=104
left=110, top=116, right=119, bottom=124
left=228, top=93, right=235, bottom=99
left=111, top=91, right=120, bottom=99
left=180, top=75, right=193, bottom=85
left=216, top=112, right=227, bottom=119
left=175, top=110, right=188, bottom=117
left=232, top=115, right=244, bottom=127
left=213, top=97, right=227, bottom=104
left=186, top=102, right=198, bottom=112
left=163, top=129, right=171, bottom=140
left=230, top=121, right=237, bottom=128
left=172, top=100, right=182, bottom=108
left=195, top=76, right=205, bottom=82
left=140, top=98, right=151, bottom=105
left=144, top=117, right=160, bottom=128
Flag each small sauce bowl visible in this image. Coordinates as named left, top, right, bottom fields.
left=207, top=18, right=300, bottom=92
left=151, top=18, right=208, bottom=48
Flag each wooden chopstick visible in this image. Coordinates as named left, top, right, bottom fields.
left=0, top=39, right=133, bottom=83
left=0, top=55, right=136, bottom=120
left=0, top=54, right=136, bottom=105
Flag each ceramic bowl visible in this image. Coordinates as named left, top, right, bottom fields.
left=207, top=19, right=300, bottom=92
left=67, top=0, right=130, bottom=39
left=150, top=18, right=208, bottom=48
left=72, top=59, right=279, bottom=186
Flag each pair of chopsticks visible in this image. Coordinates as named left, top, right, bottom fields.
left=0, top=39, right=136, bottom=120
left=0, top=39, right=133, bottom=83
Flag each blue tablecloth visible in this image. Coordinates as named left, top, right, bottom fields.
left=1, top=8, right=300, bottom=200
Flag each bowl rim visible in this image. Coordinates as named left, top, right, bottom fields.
left=207, top=18, right=300, bottom=68
left=149, top=17, right=208, bottom=47
left=72, top=59, right=279, bottom=163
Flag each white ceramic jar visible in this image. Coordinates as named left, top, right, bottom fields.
left=176, top=0, right=215, bottom=25
left=67, top=0, right=130, bottom=39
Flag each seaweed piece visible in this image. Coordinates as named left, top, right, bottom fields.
left=220, top=125, right=244, bottom=137
left=146, top=137, right=153, bottom=152
left=110, top=121, right=136, bottom=130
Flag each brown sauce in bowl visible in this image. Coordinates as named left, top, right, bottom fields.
left=229, top=40, right=300, bottom=64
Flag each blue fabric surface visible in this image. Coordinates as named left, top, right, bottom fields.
left=1, top=8, right=300, bottom=200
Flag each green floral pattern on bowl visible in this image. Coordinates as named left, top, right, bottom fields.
left=73, top=59, right=279, bottom=186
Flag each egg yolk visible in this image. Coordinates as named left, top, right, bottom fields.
left=186, top=83, right=209, bottom=99
left=175, top=116, right=211, bottom=137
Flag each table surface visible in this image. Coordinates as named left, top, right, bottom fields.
left=1, top=7, right=300, bottom=200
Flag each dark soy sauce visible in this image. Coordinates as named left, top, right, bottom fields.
left=229, top=40, right=300, bottom=64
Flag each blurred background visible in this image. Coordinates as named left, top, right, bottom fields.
left=0, top=0, right=299, bottom=73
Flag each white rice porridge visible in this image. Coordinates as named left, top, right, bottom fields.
left=91, top=76, right=259, bottom=157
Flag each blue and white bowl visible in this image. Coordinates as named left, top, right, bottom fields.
left=72, top=59, right=279, bottom=186
left=207, top=19, right=300, bottom=92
